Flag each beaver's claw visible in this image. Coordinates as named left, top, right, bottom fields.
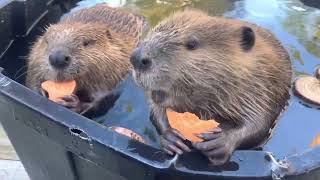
left=56, top=94, right=89, bottom=114
left=192, top=127, right=235, bottom=166
left=160, top=128, right=191, bottom=155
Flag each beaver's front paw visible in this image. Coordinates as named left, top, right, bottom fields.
left=192, top=127, right=236, bottom=166
left=56, top=94, right=83, bottom=113
left=160, top=128, right=191, bottom=155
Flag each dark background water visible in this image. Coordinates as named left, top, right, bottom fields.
left=6, top=0, right=320, bottom=160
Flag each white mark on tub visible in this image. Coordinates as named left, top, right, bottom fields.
left=0, top=77, right=11, bottom=87
left=291, top=6, right=306, bottom=12
left=69, top=127, right=91, bottom=141
left=168, top=154, right=179, bottom=168
left=266, top=152, right=289, bottom=180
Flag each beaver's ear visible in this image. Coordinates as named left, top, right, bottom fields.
left=106, top=29, right=112, bottom=40
left=240, top=26, right=255, bottom=52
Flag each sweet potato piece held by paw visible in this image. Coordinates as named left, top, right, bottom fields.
left=166, top=109, right=220, bottom=142
left=41, top=80, right=76, bottom=102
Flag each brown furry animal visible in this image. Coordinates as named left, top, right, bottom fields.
left=130, top=9, right=292, bottom=165
left=26, top=4, right=148, bottom=114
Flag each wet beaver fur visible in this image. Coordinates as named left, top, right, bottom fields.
left=130, top=9, right=292, bottom=165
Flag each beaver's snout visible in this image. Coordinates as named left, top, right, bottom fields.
left=130, top=48, right=152, bottom=71
left=49, top=50, right=71, bottom=69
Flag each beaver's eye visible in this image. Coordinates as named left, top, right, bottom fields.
left=83, top=39, right=94, bottom=47
left=185, top=39, right=199, bottom=50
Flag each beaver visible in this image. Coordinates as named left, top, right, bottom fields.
left=26, top=4, right=148, bottom=114
left=130, top=9, right=292, bottom=165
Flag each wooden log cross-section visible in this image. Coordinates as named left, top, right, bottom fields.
left=293, top=66, right=320, bottom=106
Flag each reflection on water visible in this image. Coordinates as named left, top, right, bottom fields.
left=74, top=0, right=237, bottom=25
left=74, top=0, right=320, bottom=159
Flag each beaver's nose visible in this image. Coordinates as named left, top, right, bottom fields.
left=49, top=50, right=70, bottom=69
left=130, top=48, right=152, bottom=71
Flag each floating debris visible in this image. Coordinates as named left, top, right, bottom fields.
left=110, top=126, right=146, bottom=144
left=310, top=134, right=320, bottom=148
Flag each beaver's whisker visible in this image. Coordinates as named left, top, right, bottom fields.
left=14, top=65, right=28, bottom=79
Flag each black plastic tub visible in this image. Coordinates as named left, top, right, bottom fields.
left=1, top=0, right=320, bottom=180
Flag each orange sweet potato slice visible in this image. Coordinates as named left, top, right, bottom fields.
left=167, top=109, right=220, bottom=142
left=41, top=80, right=76, bottom=102
left=111, top=126, right=146, bottom=144
left=310, top=134, right=320, bottom=148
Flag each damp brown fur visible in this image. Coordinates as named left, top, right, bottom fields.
left=26, top=4, right=148, bottom=113
left=131, top=9, right=292, bottom=165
